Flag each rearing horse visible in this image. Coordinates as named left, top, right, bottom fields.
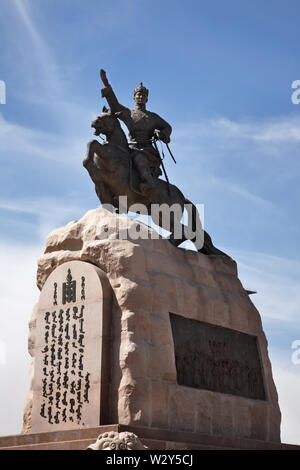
left=83, top=109, right=228, bottom=256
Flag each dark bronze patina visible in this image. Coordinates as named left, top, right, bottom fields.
left=100, top=69, right=171, bottom=194
left=83, top=69, right=228, bottom=255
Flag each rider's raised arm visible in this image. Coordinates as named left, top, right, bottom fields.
left=101, top=84, right=128, bottom=114
left=100, top=69, right=127, bottom=114
left=153, top=113, right=172, bottom=144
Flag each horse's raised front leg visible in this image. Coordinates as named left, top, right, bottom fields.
left=83, top=139, right=107, bottom=187
left=83, top=140, right=118, bottom=209
left=83, top=140, right=102, bottom=170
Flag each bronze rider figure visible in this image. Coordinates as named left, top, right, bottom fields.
left=100, top=69, right=172, bottom=194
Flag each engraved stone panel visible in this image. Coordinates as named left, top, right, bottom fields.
left=31, top=261, right=112, bottom=432
left=170, top=314, right=266, bottom=400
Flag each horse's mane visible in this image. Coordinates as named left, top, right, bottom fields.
left=100, top=105, right=129, bottom=147
left=110, top=113, right=128, bottom=145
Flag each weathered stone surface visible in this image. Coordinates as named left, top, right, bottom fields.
left=2, top=424, right=299, bottom=450
left=24, top=208, right=281, bottom=441
left=23, top=260, right=112, bottom=433
left=195, top=393, right=213, bottom=434
left=212, top=394, right=234, bottom=437
left=169, top=388, right=196, bottom=433
left=250, top=400, right=268, bottom=440
left=233, top=399, right=252, bottom=438
left=151, top=380, right=169, bottom=429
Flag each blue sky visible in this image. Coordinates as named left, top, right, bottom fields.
left=1, top=0, right=300, bottom=443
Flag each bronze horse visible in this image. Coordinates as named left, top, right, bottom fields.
left=83, top=109, right=228, bottom=256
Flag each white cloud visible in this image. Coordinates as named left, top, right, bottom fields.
left=230, top=248, right=300, bottom=323
left=201, top=174, right=272, bottom=208
left=0, top=242, right=41, bottom=436
left=272, top=361, right=300, bottom=445
left=8, top=1, right=97, bottom=128
left=176, top=115, right=300, bottom=144
left=0, top=194, right=93, bottom=242
left=12, top=0, right=62, bottom=98
left=169, top=113, right=300, bottom=224
left=0, top=111, right=95, bottom=166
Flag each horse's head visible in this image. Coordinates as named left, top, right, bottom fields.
left=91, top=106, right=117, bottom=137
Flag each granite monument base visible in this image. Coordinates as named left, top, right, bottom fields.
left=20, top=208, right=282, bottom=445
left=1, top=425, right=300, bottom=450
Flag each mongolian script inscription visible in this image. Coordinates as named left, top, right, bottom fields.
left=170, top=314, right=266, bottom=400
left=39, top=269, right=90, bottom=425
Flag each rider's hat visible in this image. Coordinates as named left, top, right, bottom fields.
left=134, top=82, right=149, bottom=97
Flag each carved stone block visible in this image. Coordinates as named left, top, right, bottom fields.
left=25, top=260, right=112, bottom=432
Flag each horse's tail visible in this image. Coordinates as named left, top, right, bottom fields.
left=184, top=198, right=230, bottom=257
left=184, top=198, right=204, bottom=250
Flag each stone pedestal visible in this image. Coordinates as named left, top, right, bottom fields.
left=22, top=208, right=281, bottom=443
left=2, top=425, right=300, bottom=450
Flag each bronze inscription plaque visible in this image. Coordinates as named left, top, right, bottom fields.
left=170, top=314, right=266, bottom=400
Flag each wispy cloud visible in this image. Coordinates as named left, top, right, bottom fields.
left=0, top=195, right=93, bottom=242
left=0, top=241, right=40, bottom=436
left=9, top=1, right=98, bottom=128
left=272, top=360, right=300, bottom=445
left=0, top=111, right=95, bottom=165
left=230, top=248, right=300, bottom=323
left=201, top=174, right=273, bottom=208
left=214, top=116, right=300, bottom=143
left=12, top=0, right=62, bottom=98
left=176, top=114, right=300, bottom=144
left=170, top=113, right=300, bottom=220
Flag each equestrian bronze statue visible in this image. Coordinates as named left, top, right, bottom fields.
left=83, top=69, right=228, bottom=256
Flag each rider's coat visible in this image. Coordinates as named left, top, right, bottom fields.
left=101, top=84, right=172, bottom=176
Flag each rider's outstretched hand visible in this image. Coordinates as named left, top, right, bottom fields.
left=100, top=69, right=109, bottom=87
